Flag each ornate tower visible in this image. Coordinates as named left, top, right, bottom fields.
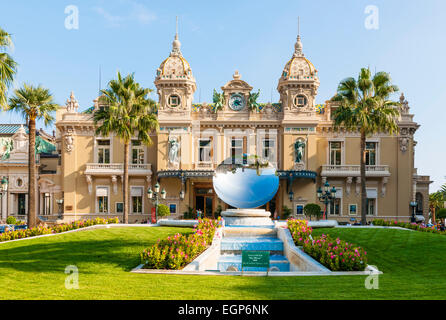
left=154, top=21, right=196, bottom=122
left=277, top=32, right=320, bottom=119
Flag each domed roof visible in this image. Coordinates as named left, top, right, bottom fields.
left=156, top=32, right=193, bottom=78
left=281, top=35, right=317, bottom=79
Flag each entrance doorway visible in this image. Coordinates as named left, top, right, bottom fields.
left=194, top=184, right=215, bottom=218
left=18, top=194, right=26, bottom=215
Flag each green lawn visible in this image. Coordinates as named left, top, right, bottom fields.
left=0, top=226, right=445, bottom=299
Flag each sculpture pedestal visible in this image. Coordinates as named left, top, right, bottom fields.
left=221, top=209, right=274, bottom=226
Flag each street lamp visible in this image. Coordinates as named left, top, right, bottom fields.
left=56, top=199, right=64, bottom=219
left=288, top=190, right=294, bottom=202
left=317, top=181, right=337, bottom=220
left=147, top=183, right=167, bottom=223
left=179, top=189, right=185, bottom=201
left=410, top=201, right=417, bottom=223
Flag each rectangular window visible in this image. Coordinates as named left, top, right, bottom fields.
left=131, top=140, right=144, bottom=164
left=365, top=142, right=377, bottom=166
left=296, top=205, right=304, bottom=215
left=231, top=138, right=244, bottom=164
left=199, top=139, right=212, bottom=162
left=169, top=204, right=177, bottom=214
left=262, top=139, right=275, bottom=162
left=115, top=202, right=123, bottom=214
left=97, top=139, right=110, bottom=164
left=98, top=196, right=108, bottom=213
left=131, top=187, right=143, bottom=214
left=329, top=141, right=342, bottom=165
left=349, top=204, right=357, bottom=215
left=97, top=187, right=109, bottom=214
left=366, top=199, right=376, bottom=216
left=329, top=198, right=341, bottom=215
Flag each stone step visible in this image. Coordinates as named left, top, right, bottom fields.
left=220, top=237, right=284, bottom=252
left=217, top=254, right=290, bottom=272
left=223, top=227, right=277, bottom=238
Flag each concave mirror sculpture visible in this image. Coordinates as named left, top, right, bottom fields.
left=212, top=154, right=279, bottom=209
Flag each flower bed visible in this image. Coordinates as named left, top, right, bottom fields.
left=372, top=219, right=445, bottom=234
left=0, top=217, right=119, bottom=242
left=140, top=218, right=220, bottom=270
left=287, top=219, right=367, bottom=271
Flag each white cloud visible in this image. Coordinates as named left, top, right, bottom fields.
left=93, top=1, right=156, bottom=27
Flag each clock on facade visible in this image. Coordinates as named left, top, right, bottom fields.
left=229, top=93, right=245, bottom=111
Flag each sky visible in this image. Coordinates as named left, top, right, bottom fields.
left=0, top=0, right=445, bottom=191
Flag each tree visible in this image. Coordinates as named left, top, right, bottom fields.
left=93, top=72, right=158, bottom=224
left=331, top=68, right=400, bottom=225
left=304, top=203, right=321, bottom=221
left=157, top=204, right=171, bottom=218
left=437, top=208, right=446, bottom=224
left=282, top=205, right=292, bottom=220
left=0, top=27, right=17, bottom=108
left=8, top=84, right=58, bottom=228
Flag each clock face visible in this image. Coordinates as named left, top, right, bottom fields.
left=229, top=93, right=245, bottom=111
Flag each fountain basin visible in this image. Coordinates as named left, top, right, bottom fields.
left=222, top=209, right=274, bottom=227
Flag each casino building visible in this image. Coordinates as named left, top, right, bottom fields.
left=49, top=29, right=431, bottom=224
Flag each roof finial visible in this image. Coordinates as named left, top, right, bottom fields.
left=294, top=16, right=303, bottom=57
left=298, top=16, right=300, bottom=37
left=171, top=16, right=182, bottom=55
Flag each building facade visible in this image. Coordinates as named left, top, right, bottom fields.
left=46, top=31, right=431, bottom=224
left=0, top=124, right=59, bottom=222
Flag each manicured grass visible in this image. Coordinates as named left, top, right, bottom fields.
left=0, top=226, right=445, bottom=299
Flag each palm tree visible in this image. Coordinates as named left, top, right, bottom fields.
left=331, top=68, right=400, bottom=225
left=8, top=84, right=58, bottom=228
left=0, top=27, right=18, bottom=108
left=429, top=192, right=443, bottom=223
left=93, top=72, right=158, bottom=224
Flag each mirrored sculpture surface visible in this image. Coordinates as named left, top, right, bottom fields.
left=213, top=154, right=279, bottom=209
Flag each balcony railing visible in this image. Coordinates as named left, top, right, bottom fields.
left=321, top=164, right=390, bottom=177
left=85, top=163, right=152, bottom=176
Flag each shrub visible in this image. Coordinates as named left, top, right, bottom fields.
left=6, top=216, right=16, bottom=225
left=287, top=219, right=312, bottom=246
left=437, top=208, right=446, bottom=220
left=303, top=234, right=367, bottom=271
left=0, top=217, right=119, bottom=242
left=282, top=205, right=292, bottom=219
left=140, top=218, right=220, bottom=270
left=304, top=203, right=321, bottom=221
left=287, top=218, right=367, bottom=271
left=214, top=205, right=222, bottom=218
left=183, top=206, right=194, bottom=219
left=372, top=219, right=446, bottom=235
left=157, top=204, right=171, bottom=217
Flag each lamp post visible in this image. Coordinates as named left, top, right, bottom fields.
left=179, top=189, right=185, bottom=201
left=56, top=199, right=64, bottom=219
left=147, top=182, right=166, bottom=223
left=0, top=177, right=7, bottom=221
left=410, top=201, right=417, bottom=223
left=317, top=181, right=337, bottom=220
